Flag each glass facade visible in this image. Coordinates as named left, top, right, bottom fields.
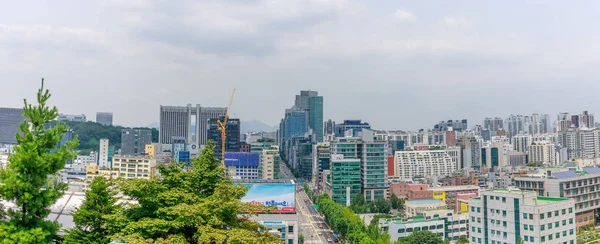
left=331, top=159, right=361, bottom=205
left=308, top=96, right=323, bottom=142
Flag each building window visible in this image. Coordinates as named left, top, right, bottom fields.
left=523, top=213, right=528, bottom=219
left=502, top=197, right=506, bottom=203
left=562, top=209, right=566, bottom=215
left=288, top=226, right=293, bottom=233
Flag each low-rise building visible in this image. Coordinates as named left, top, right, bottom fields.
left=404, top=199, right=447, bottom=217
left=469, top=189, right=576, bottom=244
left=515, top=167, right=600, bottom=228
left=251, top=214, right=299, bottom=244
left=393, top=150, right=456, bottom=181
left=429, top=185, right=480, bottom=212
left=379, top=216, right=446, bottom=242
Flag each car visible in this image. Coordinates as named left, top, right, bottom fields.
left=327, top=238, right=333, bottom=242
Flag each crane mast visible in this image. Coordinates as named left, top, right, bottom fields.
left=218, top=88, right=236, bottom=168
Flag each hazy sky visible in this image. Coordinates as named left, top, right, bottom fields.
left=2, top=0, right=600, bottom=130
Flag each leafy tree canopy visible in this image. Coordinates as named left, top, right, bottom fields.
left=0, top=79, right=78, bottom=243
left=64, top=177, right=119, bottom=244
left=107, top=141, right=280, bottom=243
left=398, top=230, right=444, bottom=244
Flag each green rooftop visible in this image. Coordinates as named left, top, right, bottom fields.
left=536, top=197, right=570, bottom=205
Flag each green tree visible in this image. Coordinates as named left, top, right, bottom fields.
left=372, top=198, right=392, bottom=214
left=390, top=194, right=403, bottom=210
left=106, top=141, right=280, bottom=243
left=518, top=237, right=525, bottom=244
left=64, top=177, right=118, bottom=244
left=399, top=230, right=444, bottom=244
left=299, top=234, right=305, bottom=244
left=456, top=235, right=469, bottom=244
left=351, top=194, right=368, bottom=214
left=0, top=79, right=78, bottom=243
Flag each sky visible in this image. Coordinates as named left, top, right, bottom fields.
left=2, top=0, right=600, bottom=131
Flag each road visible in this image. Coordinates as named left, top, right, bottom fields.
left=280, top=162, right=337, bottom=243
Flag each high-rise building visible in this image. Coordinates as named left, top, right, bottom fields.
left=481, top=143, right=505, bottom=169
left=98, top=138, right=110, bottom=168
left=159, top=104, right=226, bottom=146
left=308, top=96, right=323, bottom=142
left=483, top=117, right=503, bottom=134
left=330, top=154, right=361, bottom=206
left=571, top=115, right=580, bottom=128
left=0, top=108, right=24, bottom=144
left=469, top=189, right=576, bottom=244
left=324, top=119, right=336, bottom=136
left=331, top=130, right=388, bottom=202
left=557, top=128, right=580, bottom=160
left=96, top=112, right=113, bottom=126
left=556, top=112, right=572, bottom=132
left=57, top=113, right=86, bottom=122
left=512, top=134, right=532, bottom=153
left=459, top=136, right=481, bottom=170
left=579, top=127, right=597, bottom=159
left=434, top=119, right=468, bottom=132
left=121, top=129, right=152, bottom=155
left=579, top=110, right=594, bottom=129
left=283, top=110, right=308, bottom=141
left=393, top=150, right=455, bottom=180
left=293, top=90, right=323, bottom=142
left=528, top=141, right=557, bottom=166
left=207, top=117, right=240, bottom=160
left=334, top=120, right=371, bottom=137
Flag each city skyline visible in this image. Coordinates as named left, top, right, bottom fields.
left=3, top=1, right=600, bottom=130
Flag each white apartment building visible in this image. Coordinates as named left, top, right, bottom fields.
left=528, top=141, right=557, bottom=166
left=512, top=135, right=532, bottom=153
left=98, top=138, right=109, bottom=168
left=393, top=150, right=455, bottom=180
left=469, top=189, right=576, bottom=244
left=579, top=127, right=598, bottom=159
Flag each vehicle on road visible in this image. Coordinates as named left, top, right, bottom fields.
left=319, top=224, right=323, bottom=228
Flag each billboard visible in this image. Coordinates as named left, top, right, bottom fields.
left=225, top=152, right=260, bottom=168
left=241, top=183, right=295, bottom=213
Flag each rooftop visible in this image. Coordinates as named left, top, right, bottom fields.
left=407, top=199, right=443, bottom=204
left=429, top=185, right=479, bottom=192
left=535, top=197, right=570, bottom=205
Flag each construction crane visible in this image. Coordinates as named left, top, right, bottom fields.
left=218, top=88, right=236, bottom=168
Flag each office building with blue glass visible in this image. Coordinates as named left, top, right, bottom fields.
left=224, top=152, right=260, bottom=180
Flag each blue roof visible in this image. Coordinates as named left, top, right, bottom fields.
left=552, top=170, right=578, bottom=179
left=583, top=167, right=600, bottom=175
left=407, top=199, right=443, bottom=204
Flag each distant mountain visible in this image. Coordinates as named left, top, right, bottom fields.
left=241, top=120, right=277, bottom=133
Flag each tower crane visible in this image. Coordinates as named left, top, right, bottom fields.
left=218, top=88, right=236, bottom=168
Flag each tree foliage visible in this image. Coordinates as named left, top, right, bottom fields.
left=456, top=235, right=469, bottom=244
left=398, top=230, right=444, bottom=244
left=64, top=177, right=118, bottom=244
left=316, top=194, right=390, bottom=244
left=0, top=79, right=78, bottom=243
left=46, top=120, right=158, bottom=152
left=390, top=194, right=404, bottom=210
left=107, top=141, right=280, bottom=243
left=372, top=198, right=391, bottom=214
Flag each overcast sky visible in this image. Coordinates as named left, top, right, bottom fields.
left=2, top=0, right=600, bottom=130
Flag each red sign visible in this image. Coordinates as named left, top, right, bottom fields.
left=414, top=145, right=429, bottom=151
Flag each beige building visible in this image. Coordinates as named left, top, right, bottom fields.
left=85, top=155, right=156, bottom=189
left=261, top=149, right=279, bottom=180
left=145, top=144, right=157, bottom=159
left=528, top=141, right=557, bottom=166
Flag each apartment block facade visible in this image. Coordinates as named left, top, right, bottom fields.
left=469, top=189, right=576, bottom=244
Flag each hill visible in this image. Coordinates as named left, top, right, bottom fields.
left=241, top=120, right=277, bottom=133
left=47, top=121, right=158, bottom=153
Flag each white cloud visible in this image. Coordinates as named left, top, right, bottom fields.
left=440, top=17, right=469, bottom=28
left=393, top=10, right=416, bottom=23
